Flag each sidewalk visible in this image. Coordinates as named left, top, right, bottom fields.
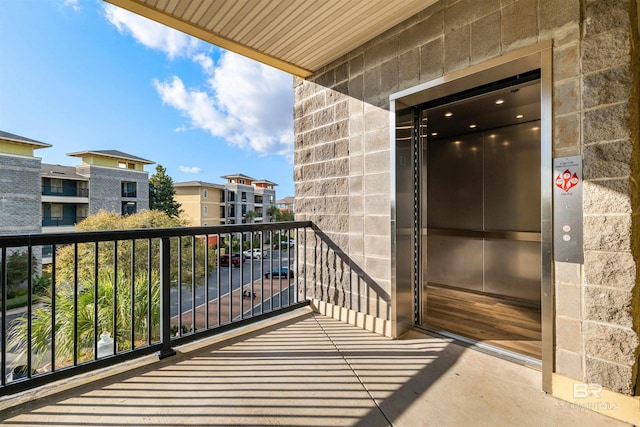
left=0, top=308, right=632, bottom=426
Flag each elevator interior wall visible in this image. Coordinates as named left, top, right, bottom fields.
left=422, top=79, right=542, bottom=306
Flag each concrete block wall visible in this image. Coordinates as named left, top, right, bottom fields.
left=77, top=166, right=150, bottom=215
left=294, top=0, right=639, bottom=394
left=0, top=154, right=42, bottom=234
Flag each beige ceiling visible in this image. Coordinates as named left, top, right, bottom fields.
left=105, top=0, right=437, bottom=78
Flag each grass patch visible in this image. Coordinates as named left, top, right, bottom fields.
left=6, top=294, right=29, bottom=310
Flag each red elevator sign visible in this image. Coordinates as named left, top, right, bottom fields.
left=555, top=169, right=579, bottom=193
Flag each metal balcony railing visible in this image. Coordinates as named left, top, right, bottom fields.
left=0, top=221, right=310, bottom=395
left=42, top=186, right=89, bottom=197
left=121, top=190, right=137, bottom=198
left=41, top=216, right=83, bottom=227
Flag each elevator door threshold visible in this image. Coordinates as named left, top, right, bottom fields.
left=423, top=284, right=542, bottom=360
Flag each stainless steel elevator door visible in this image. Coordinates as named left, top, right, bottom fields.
left=425, top=121, right=542, bottom=304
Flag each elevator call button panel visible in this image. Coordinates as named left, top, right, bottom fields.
left=553, top=155, right=583, bottom=264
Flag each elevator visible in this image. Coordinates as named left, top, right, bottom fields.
left=415, top=74, right=543, bottom=360
left=392, top=44, right=552, bottom=386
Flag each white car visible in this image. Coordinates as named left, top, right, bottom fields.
left=243, top=248, right=267, bottom=259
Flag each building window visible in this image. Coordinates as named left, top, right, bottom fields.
left=203, top=189, right=208, bottom=199
left=122, top=181, right=137, bottom=197
left=203, top=206, right=208, bottom=216
left=122, top=201, right=136, bottom=216
left=118, top=162, right=135, bottom=169
left=50, top=178, right=63, bottom=193
left=241, top=191, right=247, bottom=202
left=51, top=203, right=63, bottom=220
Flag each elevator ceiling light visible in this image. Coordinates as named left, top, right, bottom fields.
left=495, top=99, right=504, bottom=105
left=469, top=124, right=477, bottom=129
left=444, top=112, right=453, bottom=117
left=516, top=114, right=524, bottom=119
left=431, top=132, right=438, bottom=136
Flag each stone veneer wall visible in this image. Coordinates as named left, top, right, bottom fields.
left=294, top=0, right=639, bottom=394
left=76, top=165, right=150, bottom=215
left=0, top=154, right=42, bottom=234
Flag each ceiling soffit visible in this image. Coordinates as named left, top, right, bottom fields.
left=105, top=0, right=437, bottom=78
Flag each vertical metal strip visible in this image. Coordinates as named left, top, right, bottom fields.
left=249, top=231, right=253, bottom=317
left=130, top=240, right=135, bottom=349
left=158, top=237, right=175, bottom=359
left=303, top=228, right=307, bottom=302
left=27, top=246, right=33, bottom=376
left=191, top=236, right=195, bottom=332
left=540, top=47, right=555, bottom=393
left=1, top=247, right=6, bottom=384
left=51, top=245, right=57, bottom=370
left=93, top=242, right=98, bottom=359
left=112, top=240, right=117, bottom=356
left=177, top=237, right=182, bottom=334
left=73, top=243, right=79, bottom=365
left=269, top=230, right=274, bottom=311
left=204, top=234, right=209, bottom=330
left=216, top=233, right=221, bottom=326
left=239, top=232, right=244, bottom=318
left=260, top=231, right=264, bottom=314
left=147, top=239, right=152, bottom=345
left=227, top=234, right=232, bottom=323
left=413, top=108, right=421, bottom=326
left=293, top=228, right=298, bottom=308
left=288, top=229, right=293, bottom=305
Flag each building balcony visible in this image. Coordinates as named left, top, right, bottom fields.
left=42, top=186, right=89, bottom=198
left=0, top=222, right=625, bottom=425
left=0, top=308, right=618, bottom=425
left=41, top=216, right=86, bottom=227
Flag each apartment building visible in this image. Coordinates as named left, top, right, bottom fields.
left=221, top=174, right=277, bottom=224
left=175, top=174, right=277, bottom=225
left=275, top=196, right=294, bottom=215
left=173, top=181, right=226, bottom=226
left=0, top=131, right=51, bottom=235
left=40, top=150, right=153, bottom=233
left=1, top=131, right=153, bottom=236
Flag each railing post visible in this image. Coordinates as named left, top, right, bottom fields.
left=158, top=237, right=176, bottom=359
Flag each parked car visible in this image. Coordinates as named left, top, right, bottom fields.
left=243, top=248, right=269, bottom=259
left=264, top=266, right=294, bottom=278
left=220, top=254, right=243, bottom=267
left=274, top=239, right=295, bottom=248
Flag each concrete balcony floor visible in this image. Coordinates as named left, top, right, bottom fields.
left=0, top=308, right=629, bottom=426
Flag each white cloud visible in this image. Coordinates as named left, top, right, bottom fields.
left=179, top=166, right=202, bottom=174
left=103, top=5, right=294, bottom=159
left=103, top=4, right=201, bottom=59
left=155, top=52, right=294, bottom=158
left=174, top=125, right=188, bottom=133
left=64, top=0, right=80, bottom=11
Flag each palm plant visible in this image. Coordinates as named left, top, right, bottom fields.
left=7, top=271, right=160, bottom=371
left=267, top=205, right=279, bottom=222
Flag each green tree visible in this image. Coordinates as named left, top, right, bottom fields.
left=267, top=205, right=279, bottom=222
left=54, top=210, right=186, bottom=286
left=279, top=210, right=295, bottom=221
left=149, top=164, right=182, bottom=218
left=4, top=250, right=38, bottom=298
left=7, top=271, right=161, bottom=370
left=244, top=210, right=257, bottom=223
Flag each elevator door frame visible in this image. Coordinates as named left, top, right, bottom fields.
left=390, top=41, right=553, bottom=392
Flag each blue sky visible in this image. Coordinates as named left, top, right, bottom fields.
left=0, top=0, right=295, bottom=197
